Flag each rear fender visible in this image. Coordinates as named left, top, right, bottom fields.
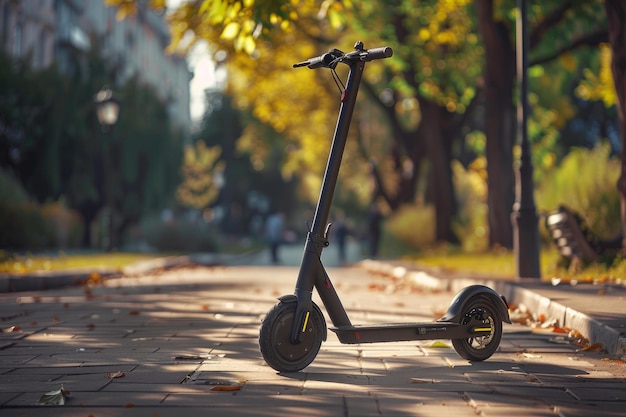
left=437, top=285, right=511, bottom=324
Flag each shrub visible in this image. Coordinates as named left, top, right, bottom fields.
left=140, top=213, right=220, bottom=252
left=0, top=169, right=83, bottom=250
left=0, top=201, right=48, bottom=249
left=536, top=142, right=620, bottom=240
left=41, top=202, right=84, bottom=249
left=384, top=204, right=436, bottom=250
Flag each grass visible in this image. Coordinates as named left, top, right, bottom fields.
left=0, top=251, right=162, bottom=274
left=407, top=247, right=561, bottom=278
left=378, top=231, right=625, bottom=285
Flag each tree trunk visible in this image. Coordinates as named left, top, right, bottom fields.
left=605, top=0, right=626, bottom=249
left=420, top=98, right=458, bottom=243
left=476, top=0, right=516, bottom=249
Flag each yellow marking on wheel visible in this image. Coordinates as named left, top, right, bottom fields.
left=302, top=312, right=310, bottom=332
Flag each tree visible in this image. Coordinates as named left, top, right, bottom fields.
left=475, top=0, right=607, bottom=248
left=0, top=44, right=183, bottom=249
left=112, top=75, right=183, bottom=246
left=109, top=0, right=614, bottom=249
left=605, top=0, right=626, bottom=248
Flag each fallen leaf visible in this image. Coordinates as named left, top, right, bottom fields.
left=105, top=371, right=126, bottom=379
left=1, top=326, right=18, bottom=333
left=520, top=352, right=542, bottom=359
left=552, top=326, right=570, bottom=334
left=410, top=378, right=435, bottom=384
left=175, top=354, right=209, bottom=360
left=129, top=310, right=140, bottom=316
left=38, top=385, right=68, bottom=405
left=428, top=341, right=451, bottom=349
left=581, top=342, right=603, bottom=352
left=210, top=385, right=242, bottom=391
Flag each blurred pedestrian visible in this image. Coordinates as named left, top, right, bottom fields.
left=367, top=202, right=383, bottom=258
left=265, top=211, right=285, bottom=264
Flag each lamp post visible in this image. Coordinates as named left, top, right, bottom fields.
left=94, top=88, right=120, bottom=252
left=512, top=0, right=541, bottom=278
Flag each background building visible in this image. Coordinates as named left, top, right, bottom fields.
left=0, top=0, right=192, bottom=135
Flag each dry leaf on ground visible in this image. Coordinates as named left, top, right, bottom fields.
left=38, top=386, right=68, bottom=405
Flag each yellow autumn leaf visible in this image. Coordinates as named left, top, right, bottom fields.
left=221, top=22, right=240, bottom=40
left=429, top=341, right=451, bottom=348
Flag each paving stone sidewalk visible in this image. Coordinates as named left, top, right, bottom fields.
left=0, top=265, right=624, bottom=416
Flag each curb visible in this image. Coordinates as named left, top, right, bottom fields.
left=0, top=251, right=257, bottom=294
left=359, top=259, right=626, bottom=356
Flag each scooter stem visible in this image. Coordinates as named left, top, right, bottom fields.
left=291, top=58, right=365, bottom=344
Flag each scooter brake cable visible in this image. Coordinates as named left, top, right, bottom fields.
left=330, top=67, right=345, bottom=95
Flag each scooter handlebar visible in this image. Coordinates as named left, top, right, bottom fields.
left=293, top=45, right=393, bottom=69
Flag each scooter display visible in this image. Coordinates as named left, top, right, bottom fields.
left=259, top=41, right=511, bottom=373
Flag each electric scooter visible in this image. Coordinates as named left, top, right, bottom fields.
left=259, top=41, right=511, bottom=373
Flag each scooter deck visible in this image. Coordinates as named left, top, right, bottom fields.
left=330, top=321, right=490, bottom=344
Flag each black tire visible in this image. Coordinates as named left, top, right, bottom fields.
left=451, top=296, right=503, bottom=361
left=259, top=300, right=325, bottom=372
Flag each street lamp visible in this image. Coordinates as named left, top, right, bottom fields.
left=94, top=88, right=120, bottom=251
left=512, top=0, right=541, bottom=278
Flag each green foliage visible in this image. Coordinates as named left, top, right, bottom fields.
left=113, top=75, right=184, bottom=223
left=140, top=214, right=219, bottom=252
left=0, top=200, right=83, bottom=250
left=0, top=43, right=183, bottom=249
left=451, top=159, right=489, bottom=252
left=0, top=201, right=48, bottom=249
left=536, top=143, right=621, bottom=239
left=0, top=168, right=83, bottom=249
left=0, top=167, right=29, bottom=204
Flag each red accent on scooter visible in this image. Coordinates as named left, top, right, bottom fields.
left=354, top=331, right=360, bottom=341
left=341, top=89, right=348, bottom=102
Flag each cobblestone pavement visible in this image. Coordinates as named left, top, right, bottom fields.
left=0, top=265, right=624, bottom=416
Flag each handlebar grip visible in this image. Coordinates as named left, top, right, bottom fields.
left=364, top=46, right=393, bottom=61
left=294, top=52, right=337, bottom=69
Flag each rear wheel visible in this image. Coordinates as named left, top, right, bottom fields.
left=259, top=299, right=325, bottom=372
left=451, top=297, right=502, bottom=361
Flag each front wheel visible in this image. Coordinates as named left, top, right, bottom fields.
left=259, top=299, right=326, bottom=372
left=451, top=296, right=503, bottom=361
